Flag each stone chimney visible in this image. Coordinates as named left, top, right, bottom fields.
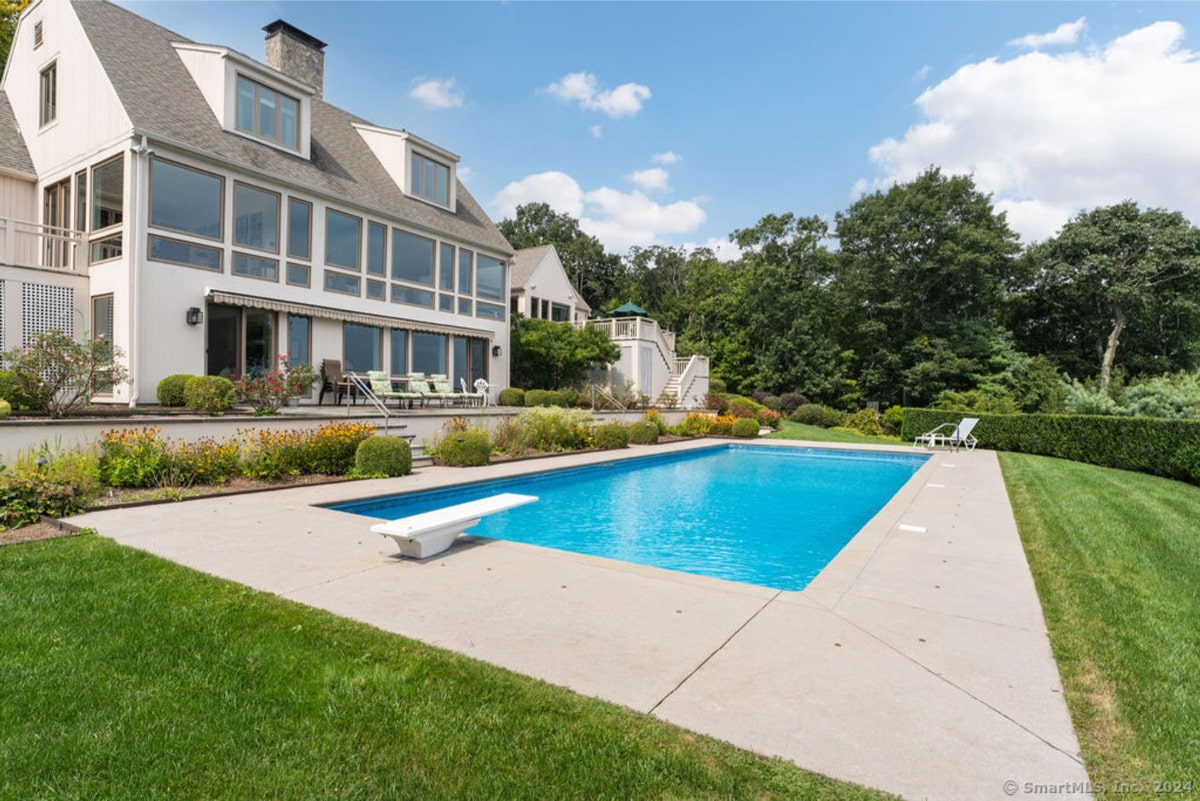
left=263, top=20, right=326, bottom=97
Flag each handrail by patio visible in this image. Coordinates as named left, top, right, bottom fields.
left=588, top=383, right=627, bottom=412
left=345, top=373, right=395, bottom=434
left=0, top=217, right=85, bottom=274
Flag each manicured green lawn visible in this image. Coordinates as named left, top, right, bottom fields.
left=999, top=453, right=1200, bottom=788
left=0, top=536, right=892, bottom=800
left=766, top=420, right=899, bottom=444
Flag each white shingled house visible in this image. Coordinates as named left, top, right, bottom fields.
left=0, top=0, right=514, bottom=404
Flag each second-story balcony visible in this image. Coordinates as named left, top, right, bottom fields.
left=0, top=217, right=87, bottom=275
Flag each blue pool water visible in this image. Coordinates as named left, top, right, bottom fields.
left=329, top=445, right=927, bottom=591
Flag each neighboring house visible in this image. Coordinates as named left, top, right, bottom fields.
left=509, top=244, right=590, bottom=323
left=0, top=0, right=513, bottom=405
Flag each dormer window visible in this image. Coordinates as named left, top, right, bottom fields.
left=236, top=75, right=299, bottom=149
left=411, top=152, right=450, bottom=207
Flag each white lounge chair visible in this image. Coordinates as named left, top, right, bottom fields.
left=914, top=417, right=980, bottom=451
left=371, top=493, right=538, bottom=558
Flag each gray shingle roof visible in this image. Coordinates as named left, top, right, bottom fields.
left=0, top=91, right=35, bottom=176
left=71, top=0, right=512, bottom=256
left=511, top=244, right=554, bottom=287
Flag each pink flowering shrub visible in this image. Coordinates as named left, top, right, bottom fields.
left=232, top=356, right=318, bottom=414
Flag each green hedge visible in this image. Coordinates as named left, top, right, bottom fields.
left=902, top=408, right=1200, bottom=485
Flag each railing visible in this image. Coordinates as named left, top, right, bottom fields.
left=582, top=316, right=676, bottom=380
left=588, top=383, right=627, bottom=412
left=344, top=373, right=396, bottom=434
left=0, top=217, right=85, bottom=274
left=675, top=355, right=709, bottom=409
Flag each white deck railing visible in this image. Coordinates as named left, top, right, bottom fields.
left=0, top=217, right=85, bottom=274
left=675, top=354, right=709, bottom=408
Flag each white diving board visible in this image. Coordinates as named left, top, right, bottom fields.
left=371, top=492, right=538, bottom=559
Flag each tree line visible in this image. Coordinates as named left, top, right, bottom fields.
left=499, top=167, right=1200, bottom=410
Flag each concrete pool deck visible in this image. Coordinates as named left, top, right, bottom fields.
left=68, top=439, right=1091, bottom=801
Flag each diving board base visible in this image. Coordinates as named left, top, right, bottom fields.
left=371, top=493, right=538, bottom=559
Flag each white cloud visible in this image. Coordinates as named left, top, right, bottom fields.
left=681, top=237, right=745, bottom=262
left=544, top=71, right=652, bottom=118
left=857, top=20, right=1200, bottom=243
left=1010, top=17, right=1086, bottom=49
left=409, top=78, right=464, bottom=109
left=457, top=165, right=474, bottom=183
left=628, top=167, right=671, bottom=192
left=491, top=171, right=706, bottom=253
left=652, top=150, right=682, bottom=165
left=913, top=64, right=931, bottom=82
left=590, top=125, right=603, bottom=139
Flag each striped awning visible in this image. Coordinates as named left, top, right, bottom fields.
left=205, top=290, right=493, bottom=339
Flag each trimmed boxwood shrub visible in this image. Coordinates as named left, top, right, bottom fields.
left=525, top=389, right=562, bottom=407
left=902, top=408, right=1200, bottom=485
left=790, top=403, right=827, bottom=426
left=354, top=435, right=412, bottom=477
left=592, top=422, right=629, bottom=450
left=435, top=428, right=492, bottom=466
left=627, top=420, right=659, bottom=444
left=844, top=409, right=883, bottom=437
left=731, top=417, right=760, bottom=438
left=498, top=387, right=525, bottom=407
left=881, top=406, right=904, bottom=436
left=0, top=398, right=10, bottom=419
left=157, top=374, right=194, bottom=406
left=184, top=376, right=236, bottom=414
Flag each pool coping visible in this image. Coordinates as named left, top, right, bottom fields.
left=67, top=438, right=1091, bottom=801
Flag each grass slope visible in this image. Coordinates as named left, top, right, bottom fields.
left=0, top=536, right=892, bottom=800
left=766, top=421, right=896, bottom=444
left=999, top=453, right=1200, bottom=787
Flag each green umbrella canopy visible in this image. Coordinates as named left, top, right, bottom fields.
left=607, top=302, right=651, bottom=317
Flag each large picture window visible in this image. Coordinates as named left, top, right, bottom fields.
left=367, top=222, right=386, bottom=276
left=149, top=159, right=222, bottom=239
left=458, top=249, right=473, bottom=295
left=391, top=230, right=434, bottom=285
left=325, top=209, right=361, bottom=270
left=411, top=152, right=450, bottom=206
left=236, top=75, right=300, bottom=149
left=234, top=183, right=280, bottom=252
left=343, top=323, right=381, bottom=373
left=91, top=157, right=123, bottom=232
left=411, top=331, right=447, bottom=376
left=390, top=329, right=408, bottom=375
left=476, top=254, right=505, bottom=301
left=439, top=243, right=455, bottom=291
left=287, top=315, right=311, bottom=368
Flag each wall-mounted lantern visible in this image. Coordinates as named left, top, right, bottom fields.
left=186, top=307, right=204, bottom=326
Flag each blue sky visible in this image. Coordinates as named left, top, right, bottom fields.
left=123, top=1, right=1200, bottom=256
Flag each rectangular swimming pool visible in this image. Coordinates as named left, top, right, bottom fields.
left=329, top=444, right=928, bottom=591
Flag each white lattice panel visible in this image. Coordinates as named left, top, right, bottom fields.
left=22, top=283, right=76, bottom=345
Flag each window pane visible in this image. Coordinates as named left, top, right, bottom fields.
left=150, top=160, right=223, bottom=239
left=470, top=338, right=488, bottom=382
left=390, top=329, right=408, bottom=374
left=148, top=235, right=220, bottom=270
left=458, top=249, right=472, bottom=293
left=236, top=76, right=256, bottom=131
left=366, top=279, right=385, bottom=300
left=367, top=222, right=386, bottom=275
left=286, top=262, right=310, bottom=286
left=288, top=199, right=311, bottom=259
left=439, top=294, right=453, bottom=312
left=476, top=254, right=504, bottom=300
left=234, top=184, right=279, bottom=251
left=280, top=95, right=299, bottom=148
left=436, top=163, right=449, bottom=205
left=92, top=158, right=124, bottom=231
left=323, top=270, right=360, bottom=295
left=390, top=285, right=433, bottom=307
left=245, top=311, right=274, bottom=378
left=410, top=152, right=422, bottom=196
left=259, top=86, right=278, bottom=140
left=452, top=337, right=468, bottom=387
left=343, top=323, right=381, bottom=372
left=391, top=230, right=434, bottom=285
left=325, top=210, right=361, bottom=270
left=411, top=332, right=446, bottom=375
left=476, top=302, right=505, bottom=320
left=233, top=253, right=278, bottom=281
left=439, top=243, right=455, bottom=290
left=287, top=315, right=311, bottom=367
left=90, top=235, right=123, bottom=263
left=458, top=298, right=472, bottom=316
left=91, top=295, right=114, bottom=342
left=40, top=65, right=57, bottom=126
left=74, top=171, right=87, bottom=232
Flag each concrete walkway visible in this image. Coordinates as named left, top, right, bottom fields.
left=68, top=439, right=1091, bottom=801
